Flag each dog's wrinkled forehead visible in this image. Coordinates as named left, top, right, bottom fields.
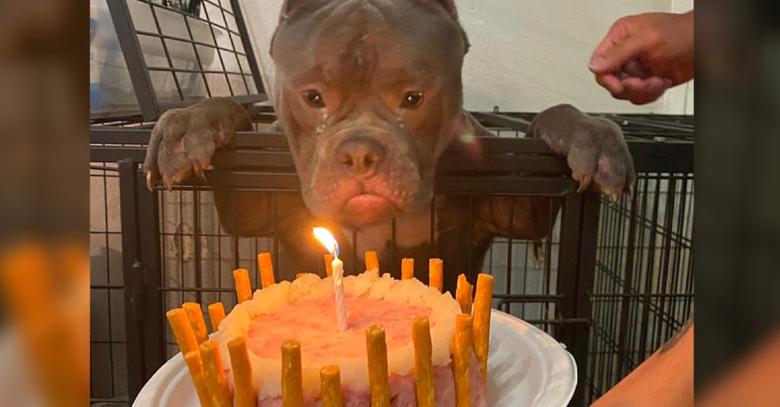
left=270, top=0, right=467, bottom=88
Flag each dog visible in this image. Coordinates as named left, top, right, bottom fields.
left=143, top=0, right=634, bottom=292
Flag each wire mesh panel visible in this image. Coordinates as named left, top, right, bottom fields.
left=157, top=187, right=279, bottom=357
left=584, top=172, right=694, bottom=404
left=90, top=163, right=129, bottom=406
left=479, top=119, right=564, bottom=330
left=100, top=0, right=266, bottom=121
left=90, top=0, right=267, bottom=389
left=91, top=121, right=164, bottom=404
left=580, top=115, right=694, bottom=403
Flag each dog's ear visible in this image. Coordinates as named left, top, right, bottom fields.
left=279, top=0, right=305, bottom=21
left=432, top=0, right=459, bottom=19
left=431, top=0, right=470, bottom=54
left=271, top=0, right=306, bottom=56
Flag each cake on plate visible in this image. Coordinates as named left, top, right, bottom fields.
left=165, top=250, right=494, bottom=407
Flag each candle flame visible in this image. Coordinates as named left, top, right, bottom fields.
left=313, top=227, right=339, bottom=258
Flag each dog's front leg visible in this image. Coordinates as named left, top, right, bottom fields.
left=144, top=97, right=251, bottom=189
left=143, top=97, right=290, bottom=244
left=459, top=112, right=559, bottom=243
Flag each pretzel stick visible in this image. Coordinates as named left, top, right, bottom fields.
left=453, top=314, right=473, bottom=407
left=455, top=274, right=473, bottom=314
left=228, top=336, right=257, bottom=407
left=365, top=251, right=379, bottom=272
left=184, top=350, right=215, bottom=407
left=365, top=325, right=391, bottom=407
left=183, top=302, right=209, bottom=344
left=233, top=268, right=253, bottom=303
left=401, top=258, right=414, bottom=280
left=258, top=252, right=275, bottom=288
left=166, top=308, right=199, bottom=355
left=428, top=258, right=443, bottom=292
left=200, top=339, right=232, bottom=407
left=281, top=339, right=304, bottom=407
left=473, top=273, right=494, bottom=380
left=207, top=302, right=226, bottom=333
left=320, top=365, right=343, bottom=407
left=324, top=254, right=334, bottom=277
left=412, top=316, right=435, bottom=407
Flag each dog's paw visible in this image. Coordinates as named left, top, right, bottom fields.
left=531, top=104, right=636, bottom=201
left=144, top=108, right=226, bottom=190
left=565, top=117, right=635, bottom=201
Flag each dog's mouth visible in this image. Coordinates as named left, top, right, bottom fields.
left=341, top=193, right=395, bottom=226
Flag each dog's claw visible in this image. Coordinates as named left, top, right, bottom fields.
left=192, top=161, right=207, bottom=182
left=146, top=171, right=154, bottom=192
left=163, top=174, right=174, bottom=190
left=532, top=240, right=545, bottom=267
left=576, top=174, right=592, bottom=193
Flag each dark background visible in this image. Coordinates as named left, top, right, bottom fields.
left=695, top=0, right=780, bottom=393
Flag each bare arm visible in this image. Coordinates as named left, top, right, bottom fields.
left=698, top=330, right=780, bottom=406
left=591, top=320, right=694, bottom=407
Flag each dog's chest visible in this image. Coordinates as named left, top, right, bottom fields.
left=345, top=208, right=435, bottom=258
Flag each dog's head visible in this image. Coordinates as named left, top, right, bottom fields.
left=270, top=0, right=470, bottom=227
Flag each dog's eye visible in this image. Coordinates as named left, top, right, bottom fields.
left=401, top=91, right=424, bottom=109
left=302, top=90, right=325, bottom=108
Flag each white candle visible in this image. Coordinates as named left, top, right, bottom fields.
left=313, top=227, right=349, bottom=332
left=331, top=256, right=348, bottom=331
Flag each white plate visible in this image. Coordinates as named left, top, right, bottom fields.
left=135, top=310, right=576, bottom=406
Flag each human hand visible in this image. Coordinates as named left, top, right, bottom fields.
left=589, top=11, right=694, bottom=105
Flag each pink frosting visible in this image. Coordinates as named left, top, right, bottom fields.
left=247, top=295, right=431, bottom=361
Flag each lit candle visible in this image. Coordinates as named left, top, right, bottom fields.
left=314, top=227, right=348, bottom=332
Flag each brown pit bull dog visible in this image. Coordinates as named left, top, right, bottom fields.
left=143, top=0, right=634, bottom=292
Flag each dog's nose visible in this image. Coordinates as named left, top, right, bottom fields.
left=336, top=137, right=387, bottom=177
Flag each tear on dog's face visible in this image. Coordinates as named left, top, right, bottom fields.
left=270, top=0, right=469, bottom=227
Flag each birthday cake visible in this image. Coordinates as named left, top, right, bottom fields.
left=166, top=250, right=493, bottom=407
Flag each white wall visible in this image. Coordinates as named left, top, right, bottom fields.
left=240, top=0, right=694, bottom=114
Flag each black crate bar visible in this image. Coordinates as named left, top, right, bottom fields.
left=117, top=159, right=165, bottom=398
left=229, top=0, right=265, bottom=94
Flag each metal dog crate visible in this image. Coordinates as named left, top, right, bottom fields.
left=90, top=110, right=693, bottom=406
left=89, top=1, right=693, bottom=406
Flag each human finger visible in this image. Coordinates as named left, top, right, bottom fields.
left=595, top=72, right=625, bottom=96
left=620, top=76, right=672, bottom=104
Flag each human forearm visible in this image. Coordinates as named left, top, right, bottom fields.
left=591, top=320, right=694, bottom=407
